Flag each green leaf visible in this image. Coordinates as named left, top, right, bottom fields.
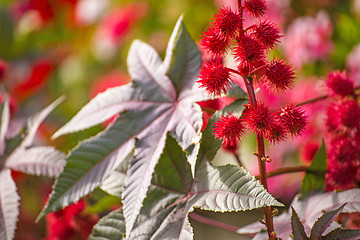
left=323, top=228, right=360, bottom=240
left=89, top=209, right=126, bottom=240
left=127, top=133, right=282, bottom=239
left=300, top=140, right=326, bottom=197
left=165, top=15, right=202, bottom=97
left=227, top=83, right=249, bottom=99
left=291, top=207, right=309, bottom=240
left=309, top=203, right=346, bottom=240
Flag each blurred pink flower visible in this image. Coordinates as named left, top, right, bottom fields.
left=92, top=2, right=148, bottom=60
left=283, top=11, right=333, bottom=68
left=346, top=44, right=360, bottom=84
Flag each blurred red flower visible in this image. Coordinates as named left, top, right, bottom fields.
left=44, top=199, right=98, bottom=240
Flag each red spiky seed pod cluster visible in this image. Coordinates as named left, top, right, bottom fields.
left=275, top=104, right=308, bottom=137
left=199, top=1, right=305, bottom=148
left=324, top=70, right=360, bottom=190
left=251, top=20, right=282, bottom=50
left=200, top=7, right=241, bottom=57
left=326, top=71, right=354, bottom=98
left=243, top=0, right=267, bottom=18
left=213, top=113, right=245, bottom=148
left=200, top=27, right=230, bottom=57
left=241, top=102, right=307, bottom=143
left=197, top=60, right=231, bottom=96
left=263, top=59, right=295, bottom=93
left=212, top=7, right=242, bottom=38
left=234, top=34, right=266, bottom=68
left=326, top=99, right=360, bottom=134
left=242, top=102, right=274, bottom=137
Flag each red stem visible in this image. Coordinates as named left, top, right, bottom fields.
left=296, top=85, right=360, bottom=107
left=237, top=1, right=275, bottom=238
left=243, top=77, right=275, bottom=239
left=255, top=165, right=308, bottom=179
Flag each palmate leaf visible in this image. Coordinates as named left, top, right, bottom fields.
left=238, top=189, right=360, bottom=239
left=0, top=169, right=19, bottom=240
left=38, top=16, right=206, bottom=226
left=91, top=109, right=282, bottom=239
left=3, top=97, right=66, bottom=177
left=0, top=97, right=64, bottom=240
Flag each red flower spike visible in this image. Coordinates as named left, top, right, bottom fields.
left=251, top=20, right=282, bottom=49
left=197, top=60, right=232, bottom=96
left=275, top=104, right=307, bottom=137
left=233, top=34, right=266, bottom=69
left=326, top=71, right=354, bottom=97
left=328, top=136, right=359, bottom=165
left=213, top=113, right=245, bottom=148
left=212, top=7, right=242, bottom=38
left=265, top=122, right=287, bottom=144
left=326, top=160, right=358, bottom=191
left=0, top=59, right=8, bottom=81
left=243, top=102, right=274, bottom=137
left=326, top=100, right=360, bottom=133
left=200, top=26, right=230, bottom=57
left=243, top=0, right=267, bottom=18
left=264, top=59, right=295, bottom=93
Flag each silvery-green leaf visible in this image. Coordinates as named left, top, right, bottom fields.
left=5, top=146, right=65, bottom=177
left=89, top=209, right=126, bottom=240
left=122, top=16, right=204, bottom=235
left=0, top=99, right=10, bottom=156
left=0, top=169, right=19, bottom=240
left=100, top=151, right=132, bottom=199
left=126, top=133, right=282, bottom=240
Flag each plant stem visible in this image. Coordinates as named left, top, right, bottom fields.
left=296, top=95, right=328, bottom=107
left=243, top=76, right=275, bottom=239
left=189, top=212, right=240, bottom=234
left=296, top=85, right=360, bottom=107
left=255, top=165, right=308, bottom=179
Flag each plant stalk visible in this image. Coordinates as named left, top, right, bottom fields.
left=243, top=76, right=275, bottom=239
left=255, top=165, right=308, bottom=179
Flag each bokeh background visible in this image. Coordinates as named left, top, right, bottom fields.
left=1, top=0, right=360, bottom=239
